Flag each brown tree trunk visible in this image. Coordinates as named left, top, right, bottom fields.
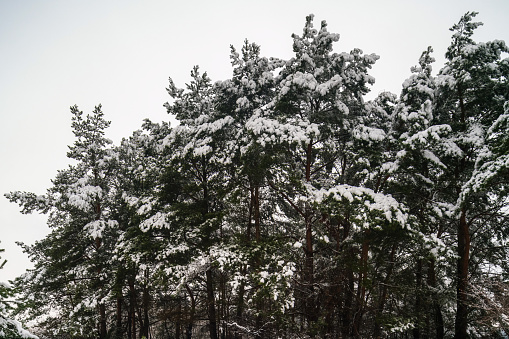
left=428, top=235, right=444, bottom=338
left=341, top=218, right=354, bottom=338
left=185, top=284, right=195, bottom=339
left=304, top=214, right=316, bottom=323
left=304, top=141, right=317, bottom=327
left=116, top=296, right=123, bottom=339
left=129, top=279, right=137, bottom=339
left=374, top=243, right=397, bottom=338
left=142, top=281, right=150, bottom=339
left=353, top=235, right=369, bottom=336
left=206, top=268, right=219, bottom=339
left=176, top=299, right=181, bottom=339
left=413, top=259, right=423, bottom=339
left=235, top=277, right=244, bottom=339
left=254, top=184, right=261, bottom=241
left=455, top=209, right=470, bottom=339
left=99, top=303, right=107, bottom=339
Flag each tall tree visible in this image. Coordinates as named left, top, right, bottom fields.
left=434, top=11, right=509, bottom=338
left=0, top=246, right=38, bottom=339
left=6, top=105, right=120, bottom=338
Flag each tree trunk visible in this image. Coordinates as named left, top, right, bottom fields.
left=254, top=185, right=261, bottom=241
left=304, top=215, right=316, bottom=325
left=341, top=220, right=354, bottom=338
left=176, top=299, right=181, bottom=339
left=304, top=141, right=317, bottom=328
left=206, top=268, right=219, bottom=339
left=129, top=279, right=137, bottom=339
left=455, top=209, right=470, bottom=339
left=428, top=242, right=445, bottom=338
left=353, top=234, right=369, bottom=336
left=235, top=278, right=244, bottom=339
left=116, top=296, right=123, bottom=339
left=374, top=244, right=397, bottom=338
left=142, top=283, right=150, bottom=339
left=185, top=284, right=195, bottom=339
left=413, top=259, right=423, bottom=339
left=99, top=303, right=107, bottom=339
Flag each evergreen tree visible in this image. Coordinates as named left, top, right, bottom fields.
left=434, top=11, right=509, bottom=338
left=0, top=246, right=37, bottom=339
left=5, top=12, right=509, bottom=339
left=6, top=105, right=121, bottom=338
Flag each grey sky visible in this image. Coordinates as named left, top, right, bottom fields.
left=1, top=0, right=508, bottom=282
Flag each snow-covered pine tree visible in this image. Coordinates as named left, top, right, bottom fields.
left=434, top=11, right=509, bottom=338
left=387, top=47, right=452, bottom=337
left=163, top=66, right=229, bottom=339
left=0, top=247, right=37, bottom=339
left=243, top=14, right=410, bottom=336
left=214, top=40, right=298, bottom=336
left=109, top=120, right=174, bottom=338
left=6, top=105, right=121, bottom=338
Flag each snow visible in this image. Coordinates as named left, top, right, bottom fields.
left=353, top=125, right=386, bottom=142
left=84, top=220, right=106, bottom=239
left=422, top=149, right=446, bottom=168
left=307, top=183, right=408, bottom=226
left=0, top=316, right=38, bottom=339
left=245, top=110, right=320, bottom=147
left=402, top=124, right=451, bottom=147
left=139, top=212, right=170, bottom=232
left=67, top=184, right=103, bottom=211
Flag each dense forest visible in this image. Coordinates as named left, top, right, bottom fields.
left=2, top=12, right=509, bottom=339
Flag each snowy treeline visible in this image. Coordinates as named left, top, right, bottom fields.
left=3, top=12, right=509, bottom=338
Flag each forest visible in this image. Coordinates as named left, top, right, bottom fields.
left=1, top=11, right=509, bottom=339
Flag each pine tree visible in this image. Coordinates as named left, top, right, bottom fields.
left=0, top=246, right=37, bottom=339
left=164, top=66, right=227, bottom=339
left=6, top=105, right=121, bottom=338
left=244, top=14, right=411, bottom=336
left=434, top=11, right=509, bottom=338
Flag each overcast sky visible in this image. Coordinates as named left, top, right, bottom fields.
left=1, top=0, right=508, bottom=282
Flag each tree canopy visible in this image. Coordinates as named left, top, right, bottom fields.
left=4, top=12, right=509, bottom=339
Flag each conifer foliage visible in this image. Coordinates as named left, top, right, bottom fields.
left=4, top=12, right=509, bottom=338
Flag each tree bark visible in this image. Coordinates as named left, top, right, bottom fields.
left=206, top=268, right=219, bottom=339
left=413, top=259, right=423, bottom=339
left=374, top=244, right=397, bottom=338
left=341, top=220, right=354, bottom=338
left=455, top=209, right=470, bottom=339
left=254, top=185, right=261, bottom=241
left=116, top=296, right=123, bottom=339
left=353, top=234, right=369, bottom=337
left=185, top=284, right=196, bottom=339
left=129, top=279, right=137, bottom=339
left=142, top=280, right=150, bottom=339
left=304, top=141, right=317, bottom=327
left=99, top=303, right=107, bottom=339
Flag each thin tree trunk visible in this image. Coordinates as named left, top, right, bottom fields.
left=341, top=219, right=354, bottom=338
left=254, top=185, right=261, bottom=241
left=99, top=303, right=107, bottom=339
left=142, top=283, right=150, bottom=339
left=374, top=243, right=397, bottom=338
left=116, top=296, right=123, bottom=339
left=129, top=279, right=137, bottom=339
left=206, top=268, right=219, bottom=339
left=176, top=299, right=181, bottom=339
left=413, top=259, right=423, bottom=339
left=455, top=209, right=470, bottom=339
left=235, top=277, right=244, bottom=339
left=304, top=141, right=317, bottom=327
left=185, top=284, right=195, bottom=339
left=428, top=259, right=444, bottom=338
left=353, top=235, right=369, bottom=336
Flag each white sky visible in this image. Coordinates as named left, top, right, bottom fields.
left=1, top=0, right=508, bottom=282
